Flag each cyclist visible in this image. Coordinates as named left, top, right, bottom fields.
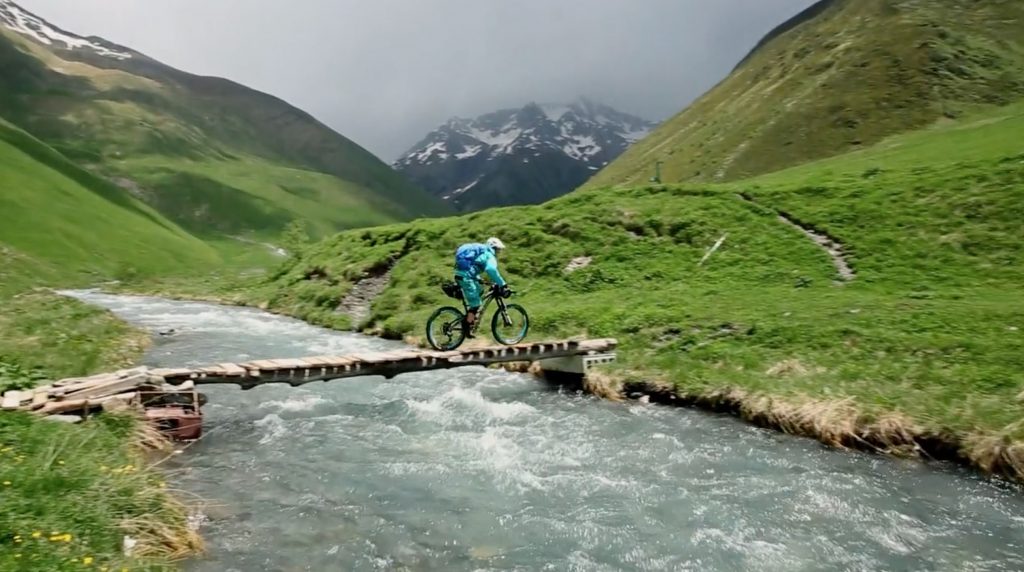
left=454, top=237, right=511, bottom=335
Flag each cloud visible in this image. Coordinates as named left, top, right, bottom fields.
left=20, top=0, right=816, bottom=160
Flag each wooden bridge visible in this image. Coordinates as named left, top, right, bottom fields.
left=1, top=339, right=618, bottom=429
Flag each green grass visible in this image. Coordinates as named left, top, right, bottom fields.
left=111, top=155, right=411, bottom=239
left=0, top=292, right=199, bottom=572
left=247, top=100, right=1024, bottom=454
left=0, top=120, right=221, bottom=297
left=0, top=26, right=448, bottom=242
left=585, top=0, right=1024, bottom=189
left=0, top=291, right=150, bottom=385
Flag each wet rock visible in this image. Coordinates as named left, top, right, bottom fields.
left=638, top=395, right=651, bottom=404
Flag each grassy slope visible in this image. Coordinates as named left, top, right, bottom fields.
left=0, top=292, right=200, bottom=572
left=0, top=25, right=448, bottom=240
left=113, top=155, right=405, bottom=238
left=584, top=0, right=1024, bottom=189
left=0, top=119, right=221, bottom=296
left=247, top=101, right=1023, bottom=475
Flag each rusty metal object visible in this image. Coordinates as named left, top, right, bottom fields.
left=140, top=388, right=205, bottom=441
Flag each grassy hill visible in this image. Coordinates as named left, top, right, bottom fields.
left=244, top=100, right=1024, bottom=480
left=0, top=119, right=220, bottom=296
left=0, top=5, right=448, bottom=241
left=584, top=0, right=1024, bottom=189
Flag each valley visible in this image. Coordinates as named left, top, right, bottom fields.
left=1, top=0, right=1023, bottom=570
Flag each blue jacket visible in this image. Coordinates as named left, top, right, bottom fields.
left=454, top=243, right=506, bottom=286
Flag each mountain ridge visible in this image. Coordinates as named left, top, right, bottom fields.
left=584, top=0, right=1024, bottom=189
left=0, top=0, right=449, bottom=239
left=395, top=98, right=654, bottom=211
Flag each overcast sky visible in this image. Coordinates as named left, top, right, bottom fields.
left=21, top=0, right=815, bottom=161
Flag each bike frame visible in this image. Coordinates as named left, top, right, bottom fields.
left=461, top=284, right=512, bottom=332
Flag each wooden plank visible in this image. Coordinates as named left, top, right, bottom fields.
left=198, top=366, right=227, bottom=376
left=387, top=350, right=425, bottom=361
left=37, top=398, right=89, bottom=415
left=62, top=373, right=149, bottom=400
left=2, top=390, right=27, bottom=410
left=350, top=352, right=391, bottom=364
left=266, top=359, right=306, bottom=368
left=150, top=368, right=195, bottom=378
left=31, top=390, right=50, bottom=410
left=217, top=363, right=248, bottom=376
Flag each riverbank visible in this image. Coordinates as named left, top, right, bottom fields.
left=0, top=290, right=202, bottom=572
left=108, top=272, right=1024, bottom=486
left=67, top=289, right=1024, bottom=570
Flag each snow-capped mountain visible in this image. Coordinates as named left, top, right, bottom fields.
left=395, top=99, right=656, bottom=211
left=0, top=0, right=132, bottom=59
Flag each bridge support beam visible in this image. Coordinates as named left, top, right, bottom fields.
left=537, top=352, right=617, bottom=376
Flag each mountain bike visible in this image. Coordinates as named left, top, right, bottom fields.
left=425, top=281, right=529, bottom=351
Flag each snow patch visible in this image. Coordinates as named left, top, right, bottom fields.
left=396, top=99, right=657, bottom=171
left=441, top=178, right=480, bottom=200
left=0, top=0, right=132, bottom=59
left=563, top=135, right=600, bottom=161
left=412, top=141, right=448, bottom=163
left=623, top=125, right=652, bottom=143
left=468, top=125, right=523, bottom=152
left=455, top=144, right=483, bottom=159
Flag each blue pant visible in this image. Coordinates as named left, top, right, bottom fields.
left=455, top=274, right=483, bottom=309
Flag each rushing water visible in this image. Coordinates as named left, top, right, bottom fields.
left=65, top=291, right=1024, bottom=572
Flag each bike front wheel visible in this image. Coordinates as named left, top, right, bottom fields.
left=491, top=303, right=529, bottom=345
left=426, top=306, right=467, bottom=351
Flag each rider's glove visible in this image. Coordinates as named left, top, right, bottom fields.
left=499, top=284, right=513, bottom=298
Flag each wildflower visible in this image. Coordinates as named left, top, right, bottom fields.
left=83, top=555, right=94, bottom=565
left=57, top=460, right=65, bottom=465
left=2, top=481, right=10, bottom=486
left=32, top=531, right=42, bottom=538
left=14, top=553, right=21, bottom=559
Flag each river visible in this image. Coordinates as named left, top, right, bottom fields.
left=65, top=291, right=1024, bottom=571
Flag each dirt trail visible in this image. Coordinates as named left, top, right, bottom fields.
left=776, top=212, right=855, bottom=281
left=739, top=193, right=855, bottom=282
left=336, top=266, right=393, bottom=327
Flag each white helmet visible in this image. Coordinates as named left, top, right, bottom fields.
left=486, top=237, right=506, bottom=251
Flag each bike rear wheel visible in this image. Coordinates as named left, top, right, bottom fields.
left=491, top=303, right=529, bottom=345
left=426, top=306, right=467, bottom=351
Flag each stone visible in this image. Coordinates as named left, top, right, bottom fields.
left=44, top=414, right=82, bottom=424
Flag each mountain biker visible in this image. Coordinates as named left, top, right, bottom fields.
left=454, top=237, right=511, bottom=335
